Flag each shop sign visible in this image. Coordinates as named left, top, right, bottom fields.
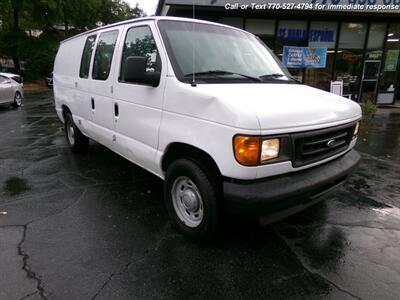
left=309, top=29, right=335, bottom=43
left=277, top=28, right=307, bottom=41
left=366, top=51, right=383, bottom=60
left=283, top=46, right=327, bottom=68
left=342, top=51, right=362, bottom=62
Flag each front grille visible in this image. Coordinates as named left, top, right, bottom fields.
left=292, top=123, right=356, bottom=167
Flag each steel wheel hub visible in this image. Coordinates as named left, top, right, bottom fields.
left=182, top=189, right=199, bottom=211
left=171, top=176, right=203, bottom=228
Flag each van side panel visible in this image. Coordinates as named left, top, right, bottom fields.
left=88, top=28, right=121, bottom=145
left=54, top=37, right=86, bottom=123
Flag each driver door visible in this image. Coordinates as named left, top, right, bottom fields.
left=112, top=21, right=167, bottom=174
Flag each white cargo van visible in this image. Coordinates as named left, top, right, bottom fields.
left=54, top=17, right=361, bottom=240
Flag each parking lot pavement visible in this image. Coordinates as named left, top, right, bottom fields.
left=0, top=91, right=399, bottom=300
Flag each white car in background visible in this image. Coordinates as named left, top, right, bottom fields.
left=0, top=72, right=23, bottom=86
left=0, top=73, right=24, bottom=107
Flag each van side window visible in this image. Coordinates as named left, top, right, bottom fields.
left=79, top=35, right=96, bottom=79
left=92, top=30, right=119, bottom=81
left=120, top=26, right=161, bottom=83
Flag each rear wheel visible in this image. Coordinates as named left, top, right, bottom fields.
left=165, top=159, right=220, bottom=241
left=12, top=92, right=22, bottom=107
left=64, top=113, right=89, bottom=153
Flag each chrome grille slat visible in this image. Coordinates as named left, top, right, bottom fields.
left=302, top=140, right=346, bottom=156
left=303, top=132, right=348, bottom=146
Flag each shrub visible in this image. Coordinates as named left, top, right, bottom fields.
left=361, top=100, right=377, bottom=116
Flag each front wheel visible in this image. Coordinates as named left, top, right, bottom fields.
left=165, top=159, right=220, bottom=241
left=12, top=92, right=22, bottom=107
left=64, top=113, right=89, bottom=153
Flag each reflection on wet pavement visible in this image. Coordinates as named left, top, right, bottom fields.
left=357, top=112, right=400, bottom=162
left=0, top=92, right=399, bottom=299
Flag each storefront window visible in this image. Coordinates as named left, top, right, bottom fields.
left=360, top=23, right=387, bottom=102
left=305, top=22, right=338, bottom=91
left=335, top=22, right=367, bottom=99
left=378, top=23, right=400, bottom=104
left=245, top=19, right=275, bottom=49
left=338, top=22, right=367, bottom=49
left=308, top=22, right=337, bottom=49
left=276, top=20, right=308, bottom=82
left=219, top=18, right=243, bottom=29
left=367, top=23, right=386, bottom=50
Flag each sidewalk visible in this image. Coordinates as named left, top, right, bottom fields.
left=23, top=80, right=49, bottom=93
left=376, top=102, right=400, bottom=114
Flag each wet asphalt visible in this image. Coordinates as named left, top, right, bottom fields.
left=0, top=91, right=399, bottom=300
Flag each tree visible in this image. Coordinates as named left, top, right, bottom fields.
left=0, top=0, right=145, bottom=78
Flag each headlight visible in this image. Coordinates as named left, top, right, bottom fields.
left=233, top=136, right=284, bottom=166
left=261, top=138, right=280, bottom=161
left=353, top=121, right=360, bottom=137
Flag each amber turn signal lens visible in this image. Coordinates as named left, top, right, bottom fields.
left=233, top=135, right=260, bottom=166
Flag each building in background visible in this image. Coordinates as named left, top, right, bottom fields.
left=0, top=55, right=15, bottom=73
left=156, top=0, right=400, bottom=105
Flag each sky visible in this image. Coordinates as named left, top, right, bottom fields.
left=126, top=0, right=159, bottom=16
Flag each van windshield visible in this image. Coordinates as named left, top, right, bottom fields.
left=157, top=20, right=293, bottom=84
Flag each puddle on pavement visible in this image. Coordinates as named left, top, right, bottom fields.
left=372, top=206, right=400, bottom=220
left=3, top=177, right=30, bottom=196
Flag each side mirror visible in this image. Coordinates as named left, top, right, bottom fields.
left=123, top=56, right=160, bottom=87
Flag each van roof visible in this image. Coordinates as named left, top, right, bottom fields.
left=60, top=16, right=248, bottom=44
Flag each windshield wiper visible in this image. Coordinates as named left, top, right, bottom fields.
left=260, top=73, right=301, bottom=83
left=259, top=73, right=286, bottom=79
left=184, top=70, right=262, bottom=83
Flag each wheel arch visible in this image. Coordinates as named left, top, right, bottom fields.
left=61, top=105, right=72, bottom=123
left=161, top=142, right=222, bottom=181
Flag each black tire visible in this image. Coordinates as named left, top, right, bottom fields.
left=64, top=113, right=89, bottom=153
left=165, top=158, right=221, bottom=241
left=12, top=92, right=22, bottom=107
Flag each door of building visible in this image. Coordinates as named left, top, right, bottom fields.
left=377, top=48, right=400, bottom=105
left=360, top=60, right=381, bottom=102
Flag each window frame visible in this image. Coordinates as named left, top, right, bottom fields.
left=0, top=75, right=11, bottom=84
left=118, top=24, right=162, bottom=86
left=79, top=34, right=97, bottom=79
left=91, top=29, right=120, bottom=81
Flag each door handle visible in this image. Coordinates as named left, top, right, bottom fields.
left=91, top=97, right=95, bottom=110
left=114, top=103, right=119, bottom=117
left=75, top=81, right=78, bottom=88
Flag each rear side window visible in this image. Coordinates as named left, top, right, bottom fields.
left=120, top=26, right=161, bottom=82
left=79, top=35, right=96, bottom=78
left=92, top=30, right=119, bottom=81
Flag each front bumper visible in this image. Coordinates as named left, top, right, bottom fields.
left=223, top=149, right=360, bottom=216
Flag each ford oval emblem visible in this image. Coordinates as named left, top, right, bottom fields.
left=327, top=139, right=336, bottom=148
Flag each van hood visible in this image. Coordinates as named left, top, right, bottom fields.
left=196, top=83, right=362, bottom=131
